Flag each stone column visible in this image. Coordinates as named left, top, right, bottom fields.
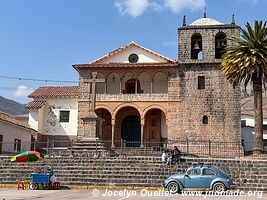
left=104, top=81, right=107, bottom=94
left=140, top=119, right=145, bottom=148
left=120, top=78, right=122, bottom=94
left=135, top=79, right=138, bottom=94
left=150, top=78, right=154, bottom=94
left=111, top=122, right=115, bottom=148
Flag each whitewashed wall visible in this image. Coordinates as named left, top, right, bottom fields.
left=100, top=46, right=167, bottom=63
left=241, top=115, right=267, bottom=127
left=103, top=71, right=168, bottom=94
left=0, top=121, right=32, bottom=153
left=28, top=98, right=78, bottom=136
left=43, top=98, right=78, bottom=136
left=29, top=110, right=39, bottom=131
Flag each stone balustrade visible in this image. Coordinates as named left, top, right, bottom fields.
left=95, top=93, right=169, bottom=101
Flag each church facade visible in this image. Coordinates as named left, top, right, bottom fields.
left=27, top=15, right=241, bottom=148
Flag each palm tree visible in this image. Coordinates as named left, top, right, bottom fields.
left=221, top=20, right=267, bottom=155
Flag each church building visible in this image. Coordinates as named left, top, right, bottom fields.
left=26, top=15, right=241, bottom=149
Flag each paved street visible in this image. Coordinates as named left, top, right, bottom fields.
left=0, top=189, right=266, bottom=200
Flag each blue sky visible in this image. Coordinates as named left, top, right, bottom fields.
left=0, top=0, right=266, bottom=103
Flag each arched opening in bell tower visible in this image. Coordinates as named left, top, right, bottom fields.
left=191, top=33, right=203, bottom=60
left=215, top=32, right=227, bottom=59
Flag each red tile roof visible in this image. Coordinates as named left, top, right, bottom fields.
left=73, top=62, right=178, bottom=70
left=28, top=86, right=79, bottom=98
left=0, top=112, right=36, bottom=132
left=25, top=100, right=46, bottom=109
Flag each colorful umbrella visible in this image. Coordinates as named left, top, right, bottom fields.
left=11, top=151, right=44, bottom=162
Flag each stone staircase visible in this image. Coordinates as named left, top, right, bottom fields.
left=50, top=139, right=117, bottom=157
left=0, top=155, right=266, bottom=191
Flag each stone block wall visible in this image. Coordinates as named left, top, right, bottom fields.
left=176, top=63, right=241, bottom=142
left=0, top=155, right=266, bottom=191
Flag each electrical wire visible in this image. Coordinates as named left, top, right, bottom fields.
left=0, top=75, right=78, bottom=83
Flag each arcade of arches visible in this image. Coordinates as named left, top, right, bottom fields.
left=96, top=71, right=168, bottom=94
left=95, top=107, right=168, bottom=147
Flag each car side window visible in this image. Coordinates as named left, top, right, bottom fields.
left=203, top=169, right=216, bottom=176
left=187, top=169, right=201, bottom=175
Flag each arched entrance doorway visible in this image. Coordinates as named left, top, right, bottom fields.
left=115, top=106, right=141, bottom=147
left=144, top=108, right=167, bottom=146
left=121, top=115, right=141, bottom=147
left=95, top=108, right=112, bottom=141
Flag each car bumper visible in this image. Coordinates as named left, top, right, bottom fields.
left=163, top=182, right=167, bottom=188
left=229, top=184, right=238, bottom=189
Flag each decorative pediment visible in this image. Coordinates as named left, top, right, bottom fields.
left=90, top=41, right=174, bottom=64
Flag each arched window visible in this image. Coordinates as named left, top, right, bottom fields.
left=215, top=32, right=227, bottom=59
left=96, top=73, right=105, bottom=94
left=203, top=116, right=208, bottom=124
left=124, top=79, right=143, bottom=94
left=191, top=33, right=202, bottom=60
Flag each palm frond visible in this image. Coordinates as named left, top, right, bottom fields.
left=221, top=20, right=267, bottom=88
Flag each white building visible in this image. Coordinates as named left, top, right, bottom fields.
left=241, top=114, right=267, bottom=153
left=0, top=112, right=36, bottom=154
left=26, top=86, right=79, bottom=142
left=241, top=94, right=267, bottom=153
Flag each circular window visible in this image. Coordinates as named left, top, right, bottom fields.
left=128, top=54, right=139, bottom=63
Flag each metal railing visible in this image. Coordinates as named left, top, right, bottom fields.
left=0, top=139, right=266, bottom=158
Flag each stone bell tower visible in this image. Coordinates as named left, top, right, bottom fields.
left=176, top=14, right=241, bottom=146
left=178, top=14, right=240, bottom=62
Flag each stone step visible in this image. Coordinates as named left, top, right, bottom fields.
left=0, top=166, right=182, bottom=171
left=2, top=164, right=267, bottom=172
left=0, top=161, right=172, bottom=167
left=2, top=164, right=267, bottom=173
left=7, top=155, right=267, bottom=164
left=0, top=169, right=183, bottom=176
left=1, top=180, right=163, bottom=187
left=0, top=171, right=175, bottom=178
left=1, top=171, right=265, bottom=182
left=0, top=162, right=175, bottom=167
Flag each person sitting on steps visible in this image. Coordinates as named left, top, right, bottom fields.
left=171, top=146, right=181, bottom=164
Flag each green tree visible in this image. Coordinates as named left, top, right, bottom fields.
left=221, top=20, right=267, bottom=154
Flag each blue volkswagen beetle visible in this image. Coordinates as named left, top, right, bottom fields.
left=163, top=164, right=237, bottom=194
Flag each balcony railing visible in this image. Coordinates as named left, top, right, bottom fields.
left=95, top=93, right=169, bottom=101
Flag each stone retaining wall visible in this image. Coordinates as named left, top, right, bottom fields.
left=0, top=155, right=266, bottom=191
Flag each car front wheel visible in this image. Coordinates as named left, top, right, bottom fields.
left=213, top=182, right=226, bottom=193
left=167, top=182, right=180, bottom=194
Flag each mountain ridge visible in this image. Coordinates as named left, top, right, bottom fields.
left=0, top=96, right=28, bottom=115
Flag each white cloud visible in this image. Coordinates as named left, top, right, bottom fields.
left=150, top=2, right=163, bottom=12
left=115, top=0, right=149, bottom=17
left=164, top=0, right=205, bottom=13
left=115, top=0, right=206, bottom=17
left=13, top=85, right=33, bottom=97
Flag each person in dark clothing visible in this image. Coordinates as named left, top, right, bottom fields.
left=171, top=146, right=181, bottom=164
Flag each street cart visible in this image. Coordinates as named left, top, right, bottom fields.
left=29, top=166, right=55, bottom=190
